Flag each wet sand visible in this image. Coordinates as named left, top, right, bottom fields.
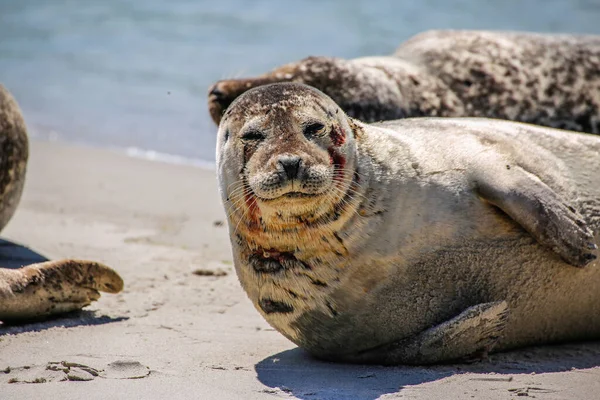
left=1, top=141, right=599, bottom=399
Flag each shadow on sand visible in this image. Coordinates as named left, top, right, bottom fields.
left=0, top=238, right=127, bottom=334
left=0, top=310, right=127, bottom=335
left=0, top=238, right=49, bottom=269
left=255, top=341, right=600, bottom=400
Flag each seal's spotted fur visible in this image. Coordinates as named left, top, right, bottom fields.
left=209, top=30, right=600, bottom=134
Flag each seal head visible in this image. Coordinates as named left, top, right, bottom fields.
left=217, top=82, right=360, bottom=227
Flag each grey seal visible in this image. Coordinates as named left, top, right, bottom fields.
left=216, top=82, right=599, bottom=365
left=0, top=84, right=123, bottom=322
left=209, top=30, right=600, bottom=134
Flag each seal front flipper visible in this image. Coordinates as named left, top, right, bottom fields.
left=350, top=301, right=509, bottom=365
left=474, top=165, right=597, bottom=267
left=0, top=260, right=124, bottom=321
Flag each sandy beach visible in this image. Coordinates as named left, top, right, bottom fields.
left=0, top=140, right=599, bottom=400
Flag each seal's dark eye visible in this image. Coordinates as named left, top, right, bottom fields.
left=303, top=122, right=325, bottom=138
left=241, top=130, right=265, bottom=141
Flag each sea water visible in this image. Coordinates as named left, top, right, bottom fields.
left=1, top=0, right=599, bottom=164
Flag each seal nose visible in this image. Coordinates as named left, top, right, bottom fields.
left=278, top=155, right=302, bottom=180
left=208, top=82, right=233, bottom=125
left=208, top=83, right=225, bottom=99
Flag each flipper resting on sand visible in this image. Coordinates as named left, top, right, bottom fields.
left=0, top=84, right=123, bottom=322
left=349, top=302, right=509, bottom=365
left=0, top=260, right=123, bottom=321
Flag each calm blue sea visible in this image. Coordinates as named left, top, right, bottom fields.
left=1, top=0, right=600, bottom=164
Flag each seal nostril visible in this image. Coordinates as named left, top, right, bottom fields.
left=278, top=155, right=302, bottom=180
left=209, top=84, right=224, bottom=98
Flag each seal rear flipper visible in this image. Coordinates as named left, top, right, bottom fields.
left=348, top=301, right=509, bottom=365
left=475, top=165, right=597, bottom=267
left=0, top=259, right=123, bottom=321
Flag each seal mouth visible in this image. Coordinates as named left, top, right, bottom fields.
left=257, top=191, right=322, bottom=202
left=282, top=192, right=319, bottom=199
left=247, top=166, right=333, bottom=203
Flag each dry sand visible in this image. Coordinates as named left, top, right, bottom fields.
left=0, top=140, right=599, bottom=400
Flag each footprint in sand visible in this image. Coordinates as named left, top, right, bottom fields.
left=104, top=360, right=151, bottom=380
left=2, top=360, right=150, bottom=384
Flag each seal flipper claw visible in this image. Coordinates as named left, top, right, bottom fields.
left=0, top=259, right=123, bottom=321
left=475, top=165, right=597, bottom=267
left=349, top=301, right=509, bottom=365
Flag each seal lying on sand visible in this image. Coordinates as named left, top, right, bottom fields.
left=0, top=85, right=123, bottom=322
left=209, top=30, right=600, bottom=134
left=216, top=83, right=600, bottom=365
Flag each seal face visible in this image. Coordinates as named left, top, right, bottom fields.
left=218, top=83, right=600, bottom=365
left=217, top=83, right=360, bottom=227
left=209, top=30, right=600, bottom=135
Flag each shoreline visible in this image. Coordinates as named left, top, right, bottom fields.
left=0, top=140, right=598, bottom=399
left=31, top=137, right=218, bottom=171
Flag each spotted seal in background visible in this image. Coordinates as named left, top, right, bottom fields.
left=0, top=84, right=123, bottom=322
left=209, top=30, right=600, bottom=134
left=216, top=83, right=599, bottom=365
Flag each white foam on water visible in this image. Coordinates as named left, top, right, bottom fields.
left=124, top=146, right=215, bottom=170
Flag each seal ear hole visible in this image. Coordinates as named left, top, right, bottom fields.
left=241, top=130, right=266, bottom=141
left=303, top=122, right=326, bottom=138
left=224, top=129, right=230, bottom=142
